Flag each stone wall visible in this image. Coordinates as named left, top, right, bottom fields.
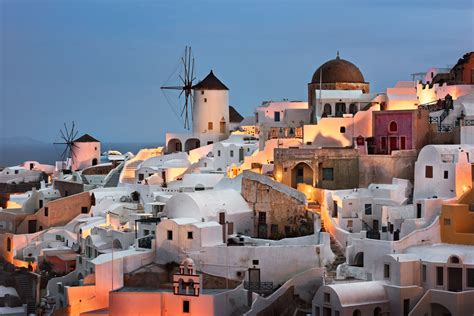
left=274, top=147, right=359, bottom=190
left=241, top=172, right=312, bottom=239
left=359, top=150, right=418, bottom=187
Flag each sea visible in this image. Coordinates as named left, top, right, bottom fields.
left=0, top=141, right=164, bottom=168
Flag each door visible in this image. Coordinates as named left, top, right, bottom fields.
left=389, top=136, right=398, bottom=153
left=335, top=103, right=346, bottom=117
left=417, top=204, right=422, bottom=218
left=257, top=224, right=267, bottom=239
left=373, top=219, right=379, bottom=231
left=28, top=220, right=37, bottom=233
left=448, top=267, right=462, bottom=292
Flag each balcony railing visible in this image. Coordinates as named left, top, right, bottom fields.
left=244, top=281, right=273, bottom=295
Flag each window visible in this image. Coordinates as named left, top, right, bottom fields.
left=270, top=224, right=278, bottom=237
left=340, top=126, right=346, bottom=133
left=422, top=264, right=427, bottom=282
left=322, top=168, right=334, bottom=181
left=384, top=264, right=390, bottom=279
left=403, top=299, right=410, bottom=316
left=450, top=256, right=460, bottom=264
left=217, top=150, right=221, bottom=157
left=204, top=98, right=207, bottom=103
left=335, top=311, right=340, bottom=316
left=444, top=218, right=451, bottom=225
left=349, top=103, right=358, bottom=115
left=6, top=238, right=11, bottom=252
left=389, top=121, right=398, bottom=132
left=274, top=111, right=281, bottom=122
left=138, top=174, right=144, bottom=181
left=467, top=268, right=474, bottom=287
left=252, top=259, right=259, bottom=265
left=417, top=203, right=422, bottom=218
left=364, top=204, right=372, bottom=215
left=183, top=300, right=190, bottom=313
left=324, top=292, right=330, bottom=302
left=187, top=231, right=193, bottom=239
left=167, top=230, right=173, bottom=240
left=425, top=165, right=433, bottom=178
left=230, top=150, right=234, bottom=157
left=444, top=170, right=449, bottom=179
left=39, top=200, right=43, bottom=208
left=81, top=207, right=88, bottom=214
left=258, top=212, right=266, bottom=223
left=381, top=136, right=387, bottom=151
left=44, top=207, right=49, bottom=217
left=144, top=229, right=149, bottom=236
left=436, top=266, right=444, bottom=286
left=201, top=90, right=204, bottom=95
left=208, top=122, right=213, bottom=130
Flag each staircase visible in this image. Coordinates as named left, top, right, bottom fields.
left=15, top=274, right=36, bottom=315
left=120, top=160, right=143, bottom=184
left=320, top=219, right=346, bottom=284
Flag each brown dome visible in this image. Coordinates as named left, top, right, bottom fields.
left=311, top=54, right=365, bottom=84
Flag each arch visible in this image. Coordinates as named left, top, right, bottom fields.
left=430, top=303, right=452, bottom=316
left=323, top=103, right=332, bottom=116
left=349, top=103, right=358, bottom=115
left=92, top=158, right=98, bottom=166
left=291, top=162, right=313, bottom=189
left=388, top=121, right=398, bottom=132
left=112, top=239, right=123, bottom=250
left=373, top=307, right=382, bottom=316
left=353, top=252, right=364, bottom=267
left=6, top=237, right=11, bottom=252
left=167, top=138, right=182, bottom=153
left=353, top=309, right=361, bottom=316
left=178, top=278, right=185, bottom=293
left=185, top=138, right=200, bottom=152
left=335, top=103, right=346, bottom=117
left=188, top=279, right=195, bottom=295
left=449, top=255, right=461, bottom=264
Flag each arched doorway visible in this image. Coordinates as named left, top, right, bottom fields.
left=430, top=303, right=452, bottom=316
left=323, top=103, right=332, bottom=116
left=353, top=252, right=364, bottom=267
left=184, top=138, right=200, bottom=152
left=92, top=158, right=98, bottom=166
left=291, top=162, right=313, bottom=189
left=373, top=307, right=382, bottom=316
left=113, top=239, right=123, bottom=250
left=167, top=139, right=182, bottom=153
left=353, top=309, right=361, bottom=316
left=349, top=103, right=358, bottom=115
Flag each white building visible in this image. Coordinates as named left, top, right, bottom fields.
left=413, top=145, right=474, bottom=200
left=164, top=189, right=253, bottom=236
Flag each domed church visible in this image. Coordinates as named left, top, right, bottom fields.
left=308, top=53, right=371, bottom=122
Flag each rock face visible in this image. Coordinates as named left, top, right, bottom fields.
left=241, top=171, right=313, bottom=239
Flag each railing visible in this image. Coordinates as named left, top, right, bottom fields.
left=244, top=281, right=273, bottom=295
left=438, top=124, right=454, bottom=133
left=464, top=119, right=474, bottom=126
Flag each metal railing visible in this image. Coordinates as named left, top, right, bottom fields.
left=244, top=281, right=273, bottom=294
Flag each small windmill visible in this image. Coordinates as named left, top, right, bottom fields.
left=54, top=121, right=79, bottom=169
left=161, top=46, right=196, bottom=130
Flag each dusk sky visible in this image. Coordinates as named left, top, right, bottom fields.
left=1, top=0, right=473, bottom=143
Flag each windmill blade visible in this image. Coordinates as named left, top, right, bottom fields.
left=60, top=129, right=67, bottom=142
left=64, top=123, right=70, bottom=142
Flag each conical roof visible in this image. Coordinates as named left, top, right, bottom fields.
left=74, top=134, right=100, bottom=143
left=192, top=70, right=229, bottom=90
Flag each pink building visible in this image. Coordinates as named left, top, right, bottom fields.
left=372, top=110, right=429, bottom=155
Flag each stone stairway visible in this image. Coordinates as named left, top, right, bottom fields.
left=15, top=273, right=36, bottom=315
left=320, top=219, right=346, bottom=284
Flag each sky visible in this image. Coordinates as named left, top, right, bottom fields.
left=1, top=0, right=473, bottom=143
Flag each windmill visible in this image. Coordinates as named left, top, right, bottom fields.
left=161, top=46, right=196, bottom=130
left=54, top=121, right=79, bottom=169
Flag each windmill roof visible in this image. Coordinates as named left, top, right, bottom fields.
left=74, top=134, right=100, bottom=143
left=229, top=106, right=244, bottom=123
left=192, top=70, right=229, bottom=90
